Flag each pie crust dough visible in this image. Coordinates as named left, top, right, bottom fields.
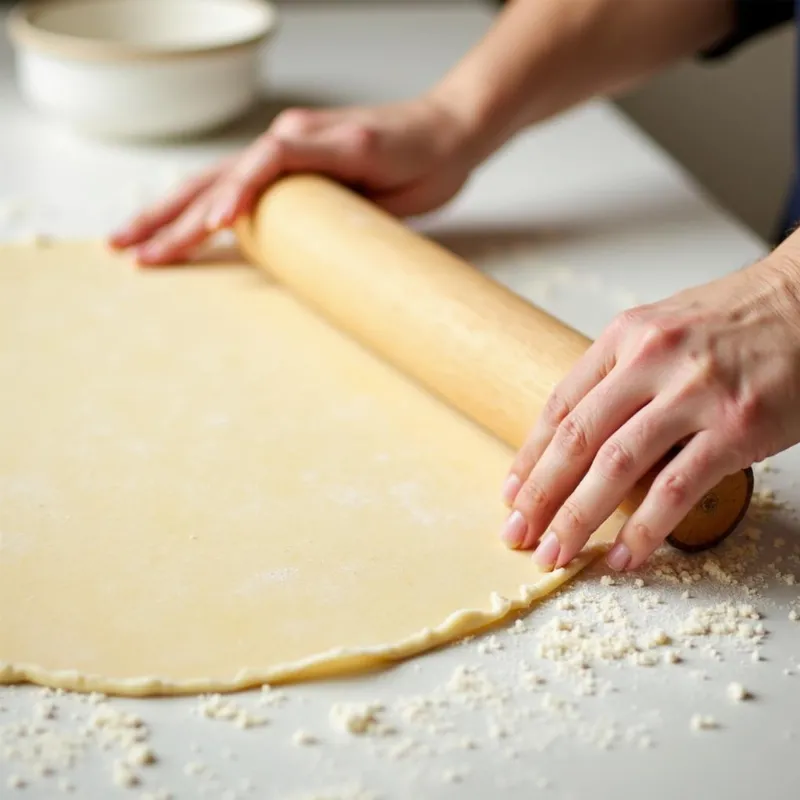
left=0, top=241, right=623, bottom=696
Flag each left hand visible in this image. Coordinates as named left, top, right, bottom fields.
left=499, top=254, right=800, bottom=572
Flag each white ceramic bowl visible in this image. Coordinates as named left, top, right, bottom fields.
left=7, top=0, right=279, bottom=140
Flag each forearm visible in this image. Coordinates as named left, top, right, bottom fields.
left=432, top=0, right=735, bottom=164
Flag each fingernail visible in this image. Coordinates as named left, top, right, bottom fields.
left=501, top=510, right=527, bottom=548
left=606, top=542, right=632, bottom=572
left=534, top=531, right=561, bottom=570
left=501, top=474, right=522, bottom=507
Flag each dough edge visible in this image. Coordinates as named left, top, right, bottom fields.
left=0, top=542, right=609, bottom=697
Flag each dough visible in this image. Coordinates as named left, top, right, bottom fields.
left=0, top=241, right=623, bottom=696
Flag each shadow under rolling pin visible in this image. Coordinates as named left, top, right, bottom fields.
left=236, top=174, right=754, bottom=553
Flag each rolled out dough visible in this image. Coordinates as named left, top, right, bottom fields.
left=0, top=241, right=624, bottom=696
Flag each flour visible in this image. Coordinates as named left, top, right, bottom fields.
left=235, top=567, right=300, bottom=595
left=1, top=472, right=797, bottom=797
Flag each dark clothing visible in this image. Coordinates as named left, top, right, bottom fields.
left=701, top=1, right=795, bottom=243
left=701, top=0, right=794, bottom=59
left=495, top=0, right=797, bottom=243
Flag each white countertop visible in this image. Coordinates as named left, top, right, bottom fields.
left=2, top=4, right=799, bottom=800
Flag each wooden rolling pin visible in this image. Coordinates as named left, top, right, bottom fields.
left=236, top=174, right=753, bottom=553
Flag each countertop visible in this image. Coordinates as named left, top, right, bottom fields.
left=1, top=4, right=799, bottom=800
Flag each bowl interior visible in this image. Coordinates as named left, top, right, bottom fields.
left=23, top=0, right=275, bottom=51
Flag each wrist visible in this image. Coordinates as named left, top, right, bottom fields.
left=755, top=247, right=800, bottom=328
left=422, top=78, right=501, bottom=170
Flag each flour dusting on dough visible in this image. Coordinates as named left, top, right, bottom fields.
left=236, top=568, right=300, bottom=596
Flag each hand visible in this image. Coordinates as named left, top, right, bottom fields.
left=109, top=94, right=477, bottom=265
left=499, top=256, right=800, bottom=572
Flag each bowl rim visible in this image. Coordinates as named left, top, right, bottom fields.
left=6, top=0, right=279, bottom=62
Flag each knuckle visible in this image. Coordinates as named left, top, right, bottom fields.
left=515, top=480, right=549, bottom=515
left=629, top=321, right=686, bottom=364
left=555, top=499, right=587, bottom=537
left=596, top=439, right=636, bottom=481
left=542, top=391, right=571, bottom=430
left=609, top=306, right=647, bottom=338
left=630, top=521, right=662, bottom=547
left=655, top=469, right=690, bottom=508
left=271, top=107, right=316, bottom=137
left=556, top=414, right=590, bottom=458
left=343, top=122, right=379, bottom=154
left=718, top=434, right=753, bottom=470
left=682, top=353, right=727, bottom=401
left=731, top=391, right=763, bottom=434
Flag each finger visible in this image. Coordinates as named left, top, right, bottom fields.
left=535, top=398, right=695, bottom=570
left=135, top=193, right=216, bottom=266
left=501, top=364, right=649, bottom=551
left=605, top=432, right=736, bottom=572
left=109, top=162, right=228, bottom=249
left=204, top=135, right=286, bottom=231
left=205, top=123, right=375, bottom=231
left=501, top=336, right=618, bottom=508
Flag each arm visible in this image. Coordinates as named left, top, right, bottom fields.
left=432, top=0, right=736, bottom=162
left=114, top=0, right=737, bottom=263
left=500, top=189, right=800, bottom=574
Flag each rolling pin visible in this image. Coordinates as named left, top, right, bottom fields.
left=236, top=174, right=753, bottom=553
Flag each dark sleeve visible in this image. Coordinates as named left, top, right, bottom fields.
left=488, top=0, right=794, bottom=61
left=700, top=0, right=794, bottom=59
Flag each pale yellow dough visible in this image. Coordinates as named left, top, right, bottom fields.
left=0, top=241, right=624, bottom=696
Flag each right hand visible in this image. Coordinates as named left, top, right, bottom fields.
left=109, top=94, right=477, bottom=266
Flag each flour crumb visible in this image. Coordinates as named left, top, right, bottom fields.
left=727, top=682, right=751, bottom=702
left=7, top=775, right=25, bottom=790
left=58, top=778, right=75, bottom=793
left=258, top=685, right=289, bottom=707
left=510, top=619, right=527, bottom=634
left=112, top=758, right=139, bottom=788
left=292, top=729, right=318, bottom=746
left=442, top=768, right=465, bottom=783
left=198, top=694, right=238, bottom=721
left=477, top=635, right=504, bottom=654
left=329, top=703, right=391, bottom=736
left=127, top=743, right=157, bottom=766
left=645, top=629, right=671, bottom=647
left=789, top=609, right=799, bottom=622
left=631, top=651, right=658, bottom=667
left=690, top=715, right=718, bottom=732
left=35, top=701, right=57, bottom=720
left=90, top=706, right=144, bottom=730
left=234, top=710, right=266, bottom=730
left=184, top=761, right=206, bottom=777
